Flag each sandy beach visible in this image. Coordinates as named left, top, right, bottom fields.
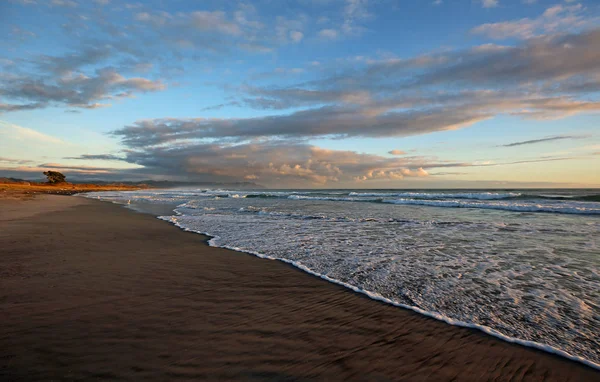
left=0, top=195, right=598, bottom=381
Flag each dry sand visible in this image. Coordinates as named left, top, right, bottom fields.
left=0, top=195, right=598, bottom=381
left=0, top=182, right=145, bottom=200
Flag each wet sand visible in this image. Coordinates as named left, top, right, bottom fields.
left=1, top=195, right=598, bottom=381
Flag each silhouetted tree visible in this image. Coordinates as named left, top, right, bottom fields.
left=43, top=171, right=66, bottom=184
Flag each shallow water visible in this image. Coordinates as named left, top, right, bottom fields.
left=85, top=188, right=600, bottom=367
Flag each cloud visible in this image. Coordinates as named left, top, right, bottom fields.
left=112, top=104, right=494, bottom=147
left=479, top=0, right=499, bottom=8
left=249, top=68, right=306, bottom=81
left=0, top=157, right=34, bottom=165
left=209, top=28, right=600, bottom=118
left=104, top=27, right=600, bottom=185
left=239, top=86, right=371, bottom=109
left=1, top=0, right=382, bottom=114
left=354, top=167, right=428, bottom=182
left=0, top=121, right=64, bottom=144
left=99, top=24, right=600, bottom=187
left=4, top=2, right=598, bottom=186
left=2, top=3, right=305, bottom=113
left=500, top=135, right=581, bottom=147
left=1, top=24, right=174, bottom=112
left=38, top=163, right=118, bottom=172
left=319, top=29, right=339, bottom=39
left=412, top=29, right=600, bottom=88
left=429, top=171, right=468, bottom=176
left=0, top=163, right=130, bottom=179
left=130, top=5, right=303, bottom=53
left=0, top=102, right=46, bottom=112
left=312, top=0, right=373, bottom=39
left=110, top=141, right=447, bottom=186
left=290, top=31, right=304, bottom=43
left=199, top=101, right=242, bottom=111
left=50, top=0, right=78, bottom=7
left=114, top=92, right=600, bottom=147
left=476, top=156, right=580, bottom=167
left=64, top=154, right=127, bottom=161
left=1, top=67, right=165, bottom=111
left=275, top=15, right=306, bottom=44
left=85, top=138, right=585, bottom=186
left=188, top=11, right=242, bottom=35
left=471, top=4, right=592, bottom=40
left=10, top=26, right=37, bottom=41
left=37, top=46, right=113, bottom=75
left=342, top=0, right=372, bottom=35
left=580, top=144, right=600, bottom=152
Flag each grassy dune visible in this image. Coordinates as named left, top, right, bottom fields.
left=0, top=181, right=147, bottom=200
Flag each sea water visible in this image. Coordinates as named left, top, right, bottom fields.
left=85, top=189, right=600, bottom=368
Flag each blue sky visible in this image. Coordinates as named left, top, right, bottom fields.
left=0, top=0, right=599, bottom=188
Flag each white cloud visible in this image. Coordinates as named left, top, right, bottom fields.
left=190, top=11, right=242, bottom=36
left=50, top=0, right=77, bottom=7
left=319, top=28, right=338, bottom=39
left=275, top=16, right=306, bottom=44
left=480, top=0, right=499, bottom=8
left=0, top=122, right=77, bottom=169
left=472, top=4, right=590, bottom=40
left=0, top=121, right=64, bottom=144
left=317, top=16, right=329, bottom=24
left=10, top=26, right=36, bottom=40
left=290, top=31, right=304, bottom=43
left=342, top=0, right=372, bottom=34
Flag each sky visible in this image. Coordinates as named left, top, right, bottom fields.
left=0, top=0, right=599, bottom=188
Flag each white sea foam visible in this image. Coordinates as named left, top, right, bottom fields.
left=156, top=214, right=600, bottom=371
left=287, top=195, right=382, bottom=202
left=84, top=189, right=600, bottom=368
left=287, top=194, right=600, bottom=215
left=349, top=191, right=522, bottom=200
left=384, top=198, right=600, bottom=215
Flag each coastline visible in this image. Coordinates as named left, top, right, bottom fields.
left=1, top=194, right=598, bottom=381
left=156, top=209, right=600, bottom=371
left=0, top=182, right=147, bottom=200
left=161, top=217, right=600, bottom=372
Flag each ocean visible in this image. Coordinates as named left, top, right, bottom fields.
left=84, top=188, right=600, bottom=368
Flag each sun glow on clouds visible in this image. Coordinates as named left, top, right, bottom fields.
left=1, top=0, right=599, bottom=186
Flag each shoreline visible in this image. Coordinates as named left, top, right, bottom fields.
left=1, top=194, right=598, bottom=380
left=153, top=204, right=600, bottom=371
left=162, top=217, right=600, bottom=372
